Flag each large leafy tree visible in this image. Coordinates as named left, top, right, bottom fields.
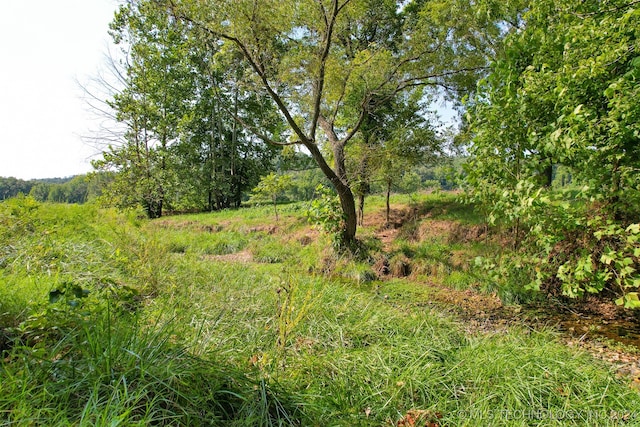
left=465, top=0, right=640, bottom=302
left=170, top=37, right=281, bottom=211
left=468, top=0, right=640, bottom=219
left=94, top=1, right=192, bottom=218
left=163, top=0, right=495, bottom=244
left=94, top=0, right=280, bottom=216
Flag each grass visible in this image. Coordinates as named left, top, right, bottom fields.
left=1, top=195, right=639, bottom=426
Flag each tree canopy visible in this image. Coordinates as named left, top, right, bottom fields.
left=158, top=0, right=498, bottom=243
left=93, top=0, right=281, bottom=217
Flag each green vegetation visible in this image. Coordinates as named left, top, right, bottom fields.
left=2, top=195, right=639, bottom=425
left=249, top=173, right=294, bottom=222
left=3, top=0, right=639, bottom=424
left=92, top=0, right=500, bottom=245
left=0, top=174, right=107, bottom=203
left=464, top=0, right=640, bottom=306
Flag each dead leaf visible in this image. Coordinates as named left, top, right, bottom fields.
left=397, top=409, right=442, bottom=427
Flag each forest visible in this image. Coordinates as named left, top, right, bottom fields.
left=0, top=175, right=114, bottom=204
left=1, top=0, right=639, bottom=425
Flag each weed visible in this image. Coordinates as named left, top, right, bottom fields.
left=2, top=197, right=640, bottom=426
left=274, top=274, right=318, bottom=366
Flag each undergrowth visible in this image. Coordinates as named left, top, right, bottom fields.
left=1, top=195, right=639, bottom=426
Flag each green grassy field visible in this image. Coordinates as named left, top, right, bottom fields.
left=1, top=194, right=639, bottom=426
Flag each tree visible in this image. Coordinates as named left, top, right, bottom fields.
left=93, top=1, right=192, bottom=218
left=163, top=0, right=495, bottom=244
left=0, top=177, right=34, bottom=200
left=249, top=172, right=293, bottom=222
left=465, top=0, right=640, bottom=303
left=29, top=183, right=50, bottom=202
left=172, top=45, right=281, bottom=211
left=350, top=92, right=441, bottom=226
left=467, top=0, right=640, bottom=219
left=93, top=1, right=281, bottom=216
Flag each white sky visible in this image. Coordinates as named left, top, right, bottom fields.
left=0, top=0, right=120, bottom=180
left=0, top=1, right=461, bottom=181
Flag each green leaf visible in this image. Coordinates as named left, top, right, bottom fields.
left=49, top=289, right=64, bottom=303
left=626, top=223, right=640, bottom=234
left=621, top=266, right=635, bottom=277
left=600, top=251, right=615, bottom=265
left=572, top=104, right=583, bottom=115
left=621, top=293, right=640, bottom=309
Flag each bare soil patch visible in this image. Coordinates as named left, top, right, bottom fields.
left=154, top=219, right=223, bottom=233
left=204, top=250, right=254, bottom=263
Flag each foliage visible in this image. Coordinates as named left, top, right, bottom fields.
left=305, top=185, right=346, bottom=249
left=94, top=0, right=279, bottom=217
left=28, top=173, right=109, bottom=204
left=525, top=210, right=640, bottom=306
left=464, top=0, right=640, bottom=303
left=3, top=196, right=640, bottom=425
left=347, top=91, right=444, bottom=225
left=155, top=0, right=500, bottom=244
left=0, top=176, right=35, bottom=200
left=249, top=173, right=293, bottom=221
left=285, top=168, right=330, bottom=202
left=0, top=174, right=108, bottom=204
left=274, top=274, right=316, bottom=356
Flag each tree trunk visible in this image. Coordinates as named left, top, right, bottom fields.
left=311, top=115, right=358, bottom=244
left=386, top=179, right=391, bottom=227
left=543, top=162, right=553, bottom=188
left=338, top=185, right=357, bottom=244
left=304, top=142, right=357, bottom=244
left=208, top=190, right=214, bottom=212
left=355, top=153, right=369, bottom=227
left=145, top=198, right=163, bottom=219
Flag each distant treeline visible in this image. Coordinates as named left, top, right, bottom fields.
left=0, top=173, right=112, bottom=204
left=0, top=158, right=463, bottom=208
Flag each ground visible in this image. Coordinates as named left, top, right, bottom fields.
left=167, top=196, right=640, bottom=390
left=213, top=197, right=640, bottom=389
left=365, top=201, right=640, bottom=390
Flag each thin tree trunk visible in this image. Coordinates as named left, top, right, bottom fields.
left=355, top=150, right=369, bottom=227
left=543, top=161, right=553, bottom=188
left=386, top=179, right=391, bottom=227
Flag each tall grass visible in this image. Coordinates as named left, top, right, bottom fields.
left=2, top=196, right=639, bottom=426
left=1, top=305, right=292, bottom=426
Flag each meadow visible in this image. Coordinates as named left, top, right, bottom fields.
left=1, top=193, right=639, bottom=426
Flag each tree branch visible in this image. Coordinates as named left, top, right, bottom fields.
left=310, top=0, right=340, bottom=142
left=166, top=0, right=311, bottom=145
